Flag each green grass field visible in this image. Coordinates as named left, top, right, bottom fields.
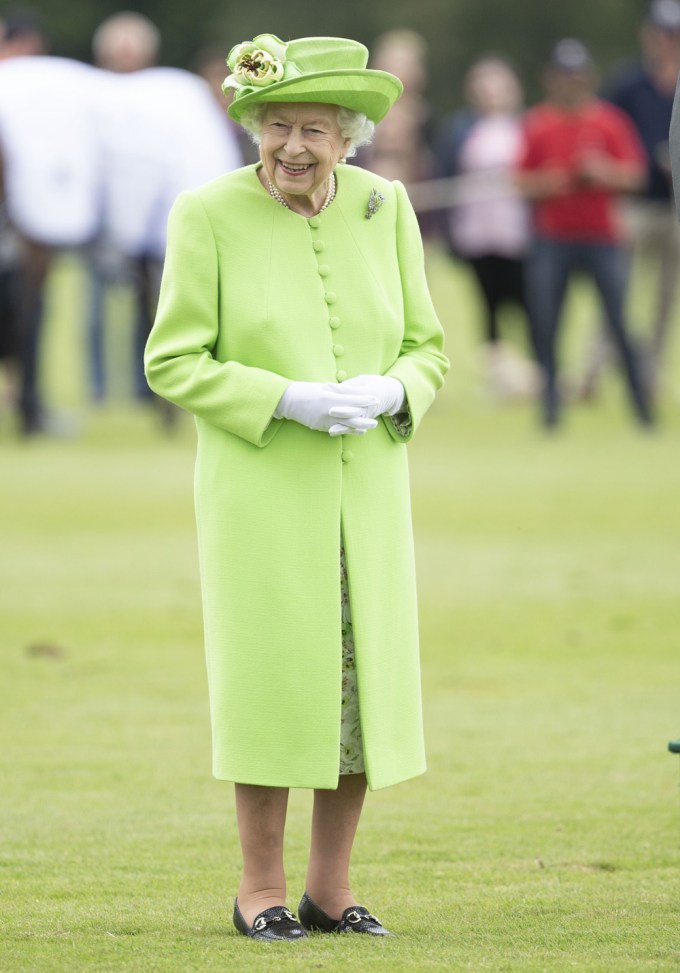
left=1, top=251, right=679, bottom=971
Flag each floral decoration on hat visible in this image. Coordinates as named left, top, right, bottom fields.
left=223, top=33, right=403, bottom=126
left=224, top=34, right=290, bottom=91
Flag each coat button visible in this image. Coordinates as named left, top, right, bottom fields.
left=308, top=217, right=321, bottom=228
left=318, top=264, right=330, bottom=277
left=332, top=344, right=344, bottom=357
left=313, top=241, right=325, bottom=252
left=324, top=292, right=337, bottom=304
left=329, top=316, right=341, bottom=329
left=341, top=450, right=353, bottom=463
left=336, top=370, right=347, bottom=381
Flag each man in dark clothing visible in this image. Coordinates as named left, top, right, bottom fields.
left=0, top=7, right=49, bottom=433
left=583, top=0, right=680, bottom=397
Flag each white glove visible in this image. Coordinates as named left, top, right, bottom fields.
left=274, top=381, right=379, bottom=436
left=338, top=375, right=405, bottom=418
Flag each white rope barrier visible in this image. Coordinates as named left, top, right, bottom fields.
left=405, top=172, right=521, bottom=213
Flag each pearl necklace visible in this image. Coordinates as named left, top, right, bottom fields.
left=267, top=171, right=336, bottom=214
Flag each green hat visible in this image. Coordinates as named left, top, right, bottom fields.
left=224, top=34, right=403, bottom=124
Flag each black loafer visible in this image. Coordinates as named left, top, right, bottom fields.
left=298, top=892, right=394, bottom=936
left=233, top=900, right=307, bottom=941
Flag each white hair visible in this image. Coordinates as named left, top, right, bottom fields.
left=238, top=103, right=374, bottom=158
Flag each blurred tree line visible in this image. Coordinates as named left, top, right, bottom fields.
left=21, top=0, right=651, bottom=115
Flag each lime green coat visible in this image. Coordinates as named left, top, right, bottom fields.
left=144, top=163, right=448, bottom=790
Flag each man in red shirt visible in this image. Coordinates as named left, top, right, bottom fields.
left=517, top=39, right=653, bottom=428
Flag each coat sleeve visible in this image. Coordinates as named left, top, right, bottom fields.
left=382, top=179, right=450, bottom=442
left=144, top=191, right=290, bottom=447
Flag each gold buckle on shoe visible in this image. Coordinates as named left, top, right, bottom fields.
left=347, top=910, right=379, bottom=925
left=253, top=909, right=296, bottom=932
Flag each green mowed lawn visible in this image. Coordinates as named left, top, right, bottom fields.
left=1, top=252, right=679, bottom=971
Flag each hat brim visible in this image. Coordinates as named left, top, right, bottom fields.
left=227, top=68, right=402, bottom=125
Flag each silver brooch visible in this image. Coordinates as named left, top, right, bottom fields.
left=365, top=188, right=385, bottom=220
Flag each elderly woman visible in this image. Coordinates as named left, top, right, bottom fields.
left=144, top=34, right=448, bottom=941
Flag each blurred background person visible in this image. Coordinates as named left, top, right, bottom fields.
left=580, top=0, right=680, bottom=401
left=357, top=30, right=436, bottom=196
left=192, top=45, right=259, bottom=165
left=0, top=178, right=20, bottom=421
left=0, top=6, right=57, bottom=435
left=92, top=9, right=159, bottom=73
left=0, top=10, right=38, bottom=419
left=516, top=39, right=653, bottom=429
left=88, top=16, right=243, bottom=419
left=436, top=56, right=537, bottom=401
left=87, top=11, right=162, bottom=405
left=0, top=13, right=242, bottom=435
left=0, top=4, right=46, bottom=59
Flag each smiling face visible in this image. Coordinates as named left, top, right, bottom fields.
left=259, top=102, right=351, bottom=214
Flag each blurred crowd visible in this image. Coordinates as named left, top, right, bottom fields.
left=1, top=1, right=679, bottom=436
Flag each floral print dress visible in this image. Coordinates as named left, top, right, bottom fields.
left=338, top=414, right=411, bottom=776
left=339, top=543, right=365, bottom=775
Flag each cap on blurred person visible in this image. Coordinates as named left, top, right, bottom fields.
left=646, top=0, right=680, bottom=32
left=548, top=39, right=594, bottom=73
left=92, top=11, right=160, bottom=73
